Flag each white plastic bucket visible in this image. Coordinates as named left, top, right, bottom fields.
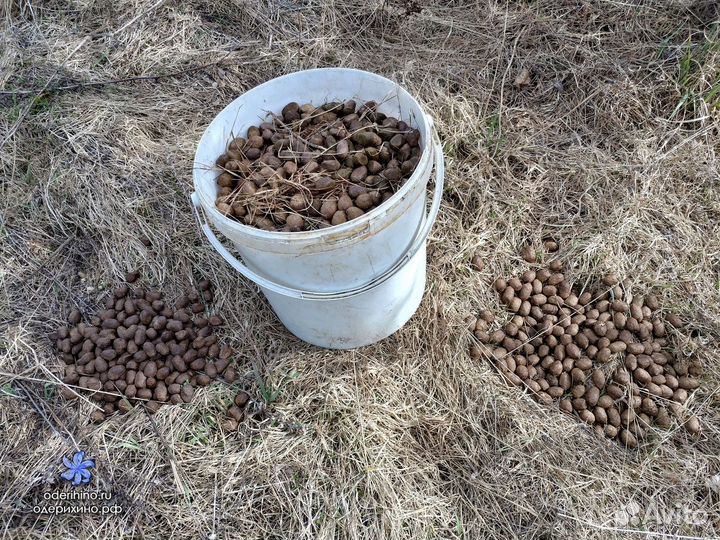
left=191, top=68, right=444, bottom=349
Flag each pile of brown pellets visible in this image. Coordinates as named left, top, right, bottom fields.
left=214, top=100, right=422, bottom=231
left=52, top=272, right=239, bottom=422
left=470, top=258, right=701, bottom=447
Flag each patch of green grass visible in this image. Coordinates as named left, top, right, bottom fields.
left=30, top=94, right=53, bottom=115
left=670, top=25, right=720, bottom=119
left=187, top=424, right=213, bottom=446
left=2, top=91, right=54, bottom=125
left=4, top=102, right=24, bottom=123
left=94, top=50, right=111, bottom=67
left=182, top=409, right=222, bottom=445
left=218, top=390, right=235, bottom=409
left=486, top=113, right=500, bottom=139
left=454, top=513, right=465, bottom=538
left=290, top=470, right=305, bottom=491
left=120, top=440, right=142, bottom=451
left=256, top=370, right=299, bottom=406
left=115, top=437, right=143, bottom=452
left=22, top=163, right=34, bottom=186
left=485, top=112, right=505, bottom=156
left=704, top=79, right=720, bottom=108
left=1, top=384, right=19, bottom=398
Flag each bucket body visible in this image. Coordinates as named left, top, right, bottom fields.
left=260, top=243, right=427, bottom=348
left=192, top=68, right=443, bottom=348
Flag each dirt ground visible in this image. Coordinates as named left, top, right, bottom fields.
left=1, top=1, right=719, bottom=538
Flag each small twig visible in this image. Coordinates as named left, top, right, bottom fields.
left=557, top=513, right=711, bottom=540
left=13, top=380, right=80, bottom=450
left=142, top=407, right=194, bottom=507
left=112, top=0, right=166, bottom=35
left=0, top=370, right=115, bottom=410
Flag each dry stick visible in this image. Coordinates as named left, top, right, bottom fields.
left=0, top=370, right=121, bottom=409
left=211, top=471, right=219, bottom=540
left=5, top=368, right=81, bottom=450
left=495, top=24, right=525, bottom=142
left=217, top=124, right=357, bottom=227
left=479, top=286, right=615, bottom=368
left=650, top=383, right=717, bottom=449
left=556, top=513, right=710, bottom=540
left=275, top=96, right=404, bottom=159
left=14, top=381, right=69, bottom=440
left=4, top=365, right=87, bottom=408
left=276, top=120, right=395, bottom=175
left=0, top=229, right=89, bottom=330
left=142, top=407, right=193, bottom=507
left=2, top=0, right=240, bottom=103
left=1, top=2, right=170, bottom=145
left=207, top=101, right=400, bottom=174
left=29, top=370, right=86, bottom=437
left=1, top=79, right=51, bottom=149
left=552, top=294, right=692, bottom=436
left=112, top=0, right=166, bottom=35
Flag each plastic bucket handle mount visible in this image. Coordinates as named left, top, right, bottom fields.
left=191, top=131, right=445, bottom=301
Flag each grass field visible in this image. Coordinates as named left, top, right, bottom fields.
left=1, top=1, right=719, bottom=538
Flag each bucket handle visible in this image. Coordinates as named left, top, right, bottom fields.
left=190, top=133, right=445, bottom=301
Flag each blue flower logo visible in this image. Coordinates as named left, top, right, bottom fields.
left=61, top=451, right=95, bottom=486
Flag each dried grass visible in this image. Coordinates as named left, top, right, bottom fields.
left=1, top=0, right=719, bottom=538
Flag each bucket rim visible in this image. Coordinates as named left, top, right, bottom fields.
left=192, top=67, right=434, bottom=241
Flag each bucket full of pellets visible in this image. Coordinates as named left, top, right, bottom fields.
left=192, top=68, right=444, bottom=348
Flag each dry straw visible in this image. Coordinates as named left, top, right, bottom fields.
left=1, top=0, right=718, bottom=539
